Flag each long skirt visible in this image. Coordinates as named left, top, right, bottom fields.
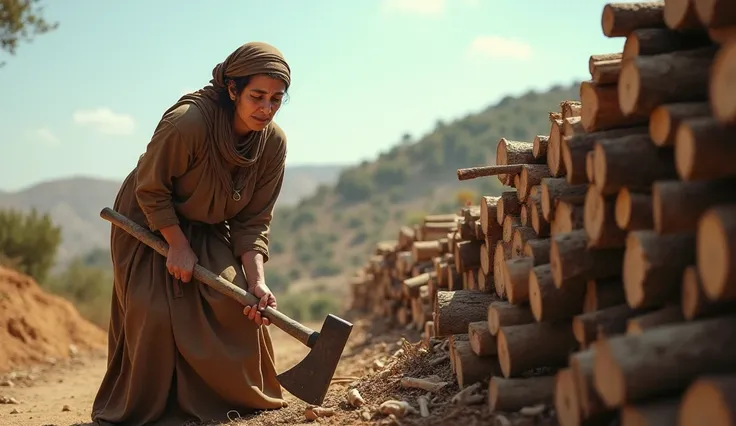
left=91, top=169, right=287, bottom=426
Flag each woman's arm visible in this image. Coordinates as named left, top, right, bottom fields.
left=240, top=250, right=266, bottom=290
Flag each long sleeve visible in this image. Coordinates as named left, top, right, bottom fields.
left=229, top=136, right=287, bottom=262
left=134, top=117, right=194, bottom=231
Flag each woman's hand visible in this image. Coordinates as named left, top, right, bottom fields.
left=166, top=242, right=198, bottom=283
left=243, top=282, right=277, bottom=326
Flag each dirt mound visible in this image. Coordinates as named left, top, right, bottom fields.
left=0, top=266, right=107, bottom=374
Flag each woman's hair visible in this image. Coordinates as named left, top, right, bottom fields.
left=217, top=72, right=290, bottom=110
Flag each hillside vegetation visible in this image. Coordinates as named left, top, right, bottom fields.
left=265, top=82, right=580, bottom=292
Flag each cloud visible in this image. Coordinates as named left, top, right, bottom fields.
left=466, top=36, right=533, bottom=61
left=381, top=0, right=445, bottom=15
left=28, top=127, right=59, bottom=146
left=72, top=107, right=136, bottom=135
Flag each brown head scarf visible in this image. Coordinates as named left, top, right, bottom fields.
left=164, top=41, right=291, bottom=201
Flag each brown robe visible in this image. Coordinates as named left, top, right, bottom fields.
left=91, top=102, right=288, bottom=426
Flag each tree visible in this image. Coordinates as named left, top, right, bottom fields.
left=0, top=207, right=62, bottom=282
left=1, top=0, right=58, bottom=66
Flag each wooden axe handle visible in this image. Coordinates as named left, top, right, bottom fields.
left=100, top=207, right=318, bottom=348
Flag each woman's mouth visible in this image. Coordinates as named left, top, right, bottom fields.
left=251, top=116, right=270, bottom=124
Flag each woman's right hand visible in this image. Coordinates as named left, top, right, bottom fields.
left=166, top=243, right=198, bottom=282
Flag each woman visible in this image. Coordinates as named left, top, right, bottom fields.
left=92, top=42, right=292, bottom=426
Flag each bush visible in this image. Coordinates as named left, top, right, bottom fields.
left=0, top=208, right=62, bottom=283
left=289, top=209, right=316, bottom=232
left=265, top=269, right=290, bottom=293
left=45, top=258, right=113, bottom=328
left=311, top=260, right=342, bottom=278
left=335, top=168, right=374, bottom=203
left=277, top=292, right=341, bottom=323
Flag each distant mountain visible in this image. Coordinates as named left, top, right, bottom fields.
left=0, top=164, right=346, bottom=268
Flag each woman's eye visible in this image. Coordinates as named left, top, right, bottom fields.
left=250, top=95, right=263, bottom=101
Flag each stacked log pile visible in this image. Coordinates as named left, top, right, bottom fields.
left=350, top=1, right=736, bottom=424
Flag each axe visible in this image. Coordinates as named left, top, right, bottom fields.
left=99, top=207, right=353, bottom=406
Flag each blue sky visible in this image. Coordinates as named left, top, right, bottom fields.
left=0, top=0, right=632, bottom=191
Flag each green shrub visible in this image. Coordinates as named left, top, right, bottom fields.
left=0, top=208, right=62, bottom=283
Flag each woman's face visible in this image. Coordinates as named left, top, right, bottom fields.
left=229, top=74, right=286, bottom=133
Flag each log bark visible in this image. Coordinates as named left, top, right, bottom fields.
left=674, top=116, right=736, bottom=181
left=533, top=135, right=550, bottom=159
left=649, top=101, right=711, bottom=147
left=519, top=164, right=552, bottom=202
left=593, top=133, right=678, bottom=195
left=584, top=187, right=627, bottom=249
left=449, top=334, right=469, bottom=374
left=652, top=178, right=736, bottom=234
left=681, top=265, right=735, bottom=321
left=496, top=138, right=539, bottom=185
left=413, top=240, right=443, bottom=263
left=584, top=278, right=627, bottom=313
left=581, top=81, right=649, bottom=132
left=529, top=193, right=551, bottom=238
left=468, top=320, right=497, bottom=356
left=541, top=178, right=587, bottom=222
left=710, top=41, right=736, bottom=123
left=551, top=201, right=585, bottom=237
left=626, top=305, right=684, bottom=335
left=497, top=321, right=578, bottom=378
left=480, top=195, right=503, bottom=238
left=591, top=58, right=621, bottom=85
left=562, top=100, right=583, bottom=120
left=529, top=263, right=585, bottom=322
left=697, top=204, right=736, bottom=301
left=490, top=375, right=556, bottom=413
left=457, top=164, right=524, bottom=181
left=570, top=348, right=614, bottom=422
left=403, top=271, right=433, bottom=298
left=614, top=188, right=653, bottom=231
left=550, top=229, right=625, bottom=289
left=562, top=126, right=649, bottom=185
left=503, top=257, right=535, bottom=305
left=620, top=398, right=680, bottom=426
left=618, top=45, right=718, bottom=116
left=487, top=301, right=535, bottom=336
left=623, top=230, right=695, bottom=309
left=454, top=340, right=502, bottom=389
left=523, top=238, right=551, bottom=265
left=593, top=315, right=736, bottom=407
left=573, top=304, right=645, bottom=348
left=434, top=290, right=499, bottom=337
left=589, top=53, right=622, bottom=75
left=623, top=28, right=713, bottom=60
left=497, top=191, right=521, bottom=226
left=601, top=2, right=666, bottom=38
left=455, top=239, right=482, bottom=274
left=678, top=374, right=736, bottom=426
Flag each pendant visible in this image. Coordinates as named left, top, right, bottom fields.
left=233, top=190, right=242, bottom=202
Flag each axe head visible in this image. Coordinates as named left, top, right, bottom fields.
left=276, top=314, right=353, bottom=405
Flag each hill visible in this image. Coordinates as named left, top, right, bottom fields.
left=0, top=165, right=346, bottom=269
left=263, top=82, right=580, bottom=292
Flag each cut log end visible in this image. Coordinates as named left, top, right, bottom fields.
left=592, top=339, right=625, bottom=408
left=679, top=375, right=736, bottom=426
left=697, top=206, right=733, bottom=301
left=617, top=60, right=641, bottom=120
left=711, top=42, right=736, bottom=123
left=615, top=188, right=631, bottom=230
left=553, top=369, right=580, bottom=426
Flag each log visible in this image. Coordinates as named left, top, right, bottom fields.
left=497, top=191, right=522, bottom=226
left=694, top=0, right=736, bottom=28
left=652, top=178, right=736, bottom=234
left=681, top=265, right=735, bottom=321
left=403, top=271, right=433, bottom=298
left=398, top=226, right=415, bottom=250
left=593, top=133, right=678, bottom=195
left=454, top=340, right=502, bottom=389
left=503, top=257, right=535, bottom=305
left=622, top=28, right=713, bottom=60
left=519, top=164, right=552, bottom=202
left=497, top=321, right=578, bottom=378
left=562, top=100, right=582, bottom=120
left=541, top=178, right=587, bottom=222
left=547, top=119, right=566, bottom=177
left=493, top=241, right=513, bottom=297
left=620, top=398, right=680, bottom=426
left=678, top=374, right=736, bottom=426
left=623, top=230, right=695, bottom=309
left=573, top=304, right=645, bottom=348
left=480, top=195, right=503, bottom=237
left=649, top=101, right=711, bottom=147
left=511, top=226, right=537, bottom=259
left=584, top=278, right=627, bottom=313
left=626, top=305, right=684, bottom=335
left=710, top=40, right=736, bottom=123
left=529, top=264, right=586, bottom=323
left=601, top=2, right=666, bottom=38
left=593, top=315, right=736, bottom=407
left=468, top=321, right=497, bottom=356
left=663, top=0, right=703, bottom=30
left=618, top=45, right=718, bottom=116
left=413, top=240, right=443, bottom=263
left=584, top=187, right=627, bottom=249
left=674, top=116, right=736, bottom=181
left=496, top=138, right=540, bottom=185
left=523, top=238, right=551, bottom=265
left=487, top=301, right=535, bottom=336
left=562, top=126, right=649, bottom=185
left=502, top=215, right=522, bottom=244
left=697, top=204, right=736, bottom=301
left=570, top=348, right=614, bottom=422
left=551, top=201, right=585, bottom=236
left=480, top=242, right=493, bottom=277
left=580, top=81, right=649, bottom=132
left=591, top=58, right=621, bottom=85
left=528, top=193, right=550, bottom=238
left=585, top=151, right=596, bottom=184
left=550, top=229, right=625, bottom=289
left=455, top=239, right=482, bottom=274
left=614, top=188, right=653, bottom=231
left=434, top=290, right=499, bottom=337
left=533, top=135, right=550, bottom=159
left=457, top=164, right=524, bottom=181
left=589, top=53, right=622, bottom=75
left=490, top=376, right=556, bottom=413
left=553, top=368, right=580, bottom=426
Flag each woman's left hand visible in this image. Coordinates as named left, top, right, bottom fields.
left=243, top=282, right=277, bottom=326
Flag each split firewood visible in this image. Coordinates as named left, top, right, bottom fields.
left=379, top=400, right=416, bottom=417
left=347, top=388, right=365, bottom=407
left=399, top=376, right=448, bottom=392
left=304, top=405, right=335, bottom=421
